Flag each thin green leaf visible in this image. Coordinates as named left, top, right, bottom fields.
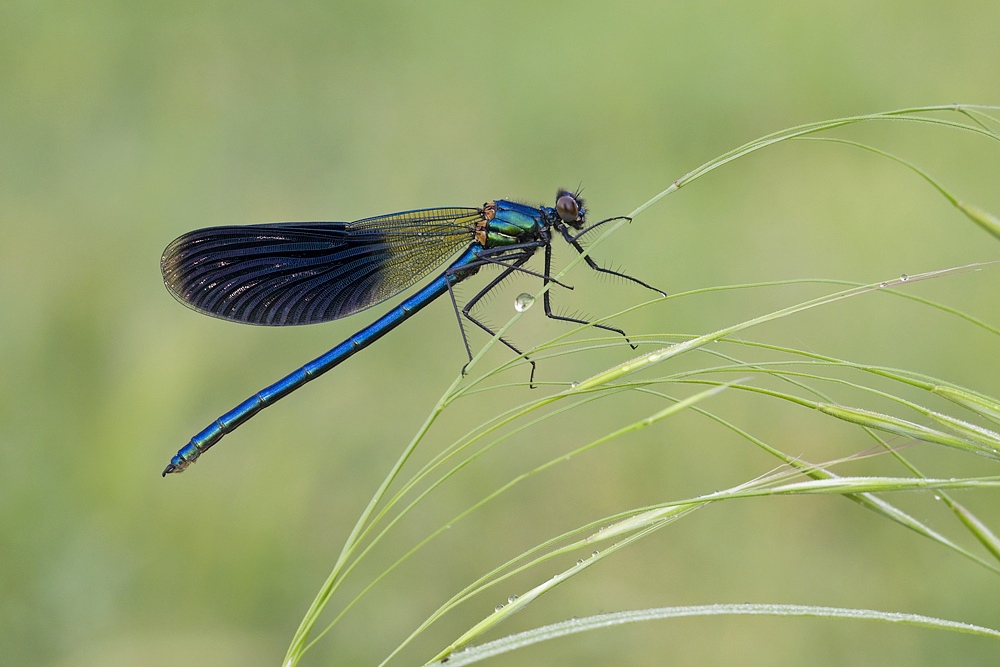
left=438, top=604, right=1000, bottom=665
left=818, top=404, right=1000, bottom=460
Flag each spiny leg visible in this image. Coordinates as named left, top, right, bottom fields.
left=541, top=239, right=638, bottom=349
left=570, top=215, right=632, bottom=240
left=447, top=252, right=538, bottom=385
left=560, top=221, right=667, bottom=297
left=445, top=246, right=541, bottom=361
left=473, top=247, right=574, bottom=290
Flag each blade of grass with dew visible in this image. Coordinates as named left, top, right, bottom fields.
left=424, top=264, right=1000, bottom=654
left=312, top=381, right=731, bottom=656
left=474, top=326, right=1000, bottom=568
left=572, top=264, right=989, bottom=392
left=439, top=604, right=1000, bottom=665
left=429, top=427, right=984, bottom=660
left=529, top=271, right=999, bottom=379
left=683, top=340, right=1000, bottom=564
left=633, top=388, right=999, bottom=570
left=411, top=262, right=1000, bottom=660
left=378, top=382, right=741, bottom=665
left=801, top=136, right=1000, bottom=243
left=588, top=473, right=1000, bottom=544
left=666, top=366, right=1000, bottom=458
left=284, top=106, right=1000, bottom=663
left=433, top=470, right=1000, bottom=662
left=952, top=501, right=1000, bottom=562
left=934, top=385, right=1000, bottom=426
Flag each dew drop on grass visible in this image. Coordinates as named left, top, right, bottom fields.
left=514, top=293, right=535, bottom=312
left=879, top=282, right=889, bottom=288
left=592, top=551, right=600, bottom=557
left=900, top=273, right=909, bottom=281
left=495, top=604, right=504, bottom=612
left=508, top=594, right=518, bottom=604
left=576, top=559, right=584, bottom=565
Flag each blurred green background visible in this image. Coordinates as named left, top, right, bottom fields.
left=2, top=1, right=999, bottom=665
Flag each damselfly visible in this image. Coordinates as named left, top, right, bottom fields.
left=160, top=191, right=662, bottom=475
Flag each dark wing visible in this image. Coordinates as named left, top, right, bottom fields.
left=161, top=207, right=481, bottom=325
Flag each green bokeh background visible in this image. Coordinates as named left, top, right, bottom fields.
left=3, top=2, right=999, bottom=665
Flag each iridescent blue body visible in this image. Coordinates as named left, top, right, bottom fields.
left=163, top=244, right=483, bottom=475
left=161, top=194, right=605, bottom=475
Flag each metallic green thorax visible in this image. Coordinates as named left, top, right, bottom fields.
left=482, top=200, right=547, bottom=247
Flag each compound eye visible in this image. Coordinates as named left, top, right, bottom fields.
left=556, top=193, right=580, bottom=223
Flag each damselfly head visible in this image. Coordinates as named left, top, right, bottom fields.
left=555, top=190, right=586, bottom=227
